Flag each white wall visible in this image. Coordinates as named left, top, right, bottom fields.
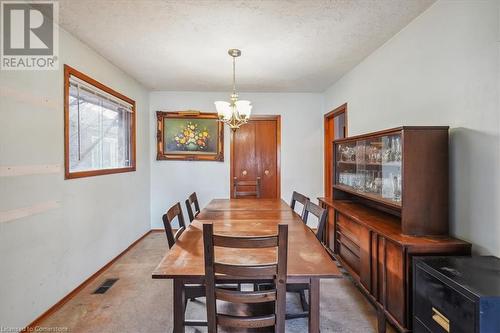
left=150, top=92, right=324, bottom=229
left=323, top=0, right=500, bottom=255
left=0, top=29, right=150, bottom=327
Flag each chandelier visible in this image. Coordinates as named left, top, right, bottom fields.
left=214, top=49, right=252, bottom=130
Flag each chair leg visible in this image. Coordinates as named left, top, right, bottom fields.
left=286, top=290, right=309, bottom=320
left=299, top=290, right=309, bottom=312
left=183, top=297, right=208, bottom=327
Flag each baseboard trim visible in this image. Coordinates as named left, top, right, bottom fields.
left=24, top=229, right=155, bottom=330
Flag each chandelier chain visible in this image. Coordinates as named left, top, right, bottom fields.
left=232, top=55, right=236, bottom=97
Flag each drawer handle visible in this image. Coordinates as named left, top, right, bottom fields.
left=432, top=307, right=450, bottom=332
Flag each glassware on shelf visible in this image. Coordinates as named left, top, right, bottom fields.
left=382, top=137, right=391, bottom=163
left=382, top=150, right=391, bottom=163
left=339, top=173, right=346, bottom=185
left=339, top=172, right=354, bottom=187
left=393, top=174, right=402, bottom=202
left=353, top=172, right=366, bottom=192
left=340, top=145, right=356, bottom=162
left=339, top=172, right=374, bottom=193
left=336, top=135, right=402, bottom=205
left=393, top=136, right=402, bottom=162
left=366, top=145, right=381, bottom=164
left=364, top=171, right=374, bottom=193
left=364, top=170, right=383, bottom=194
left=380, top=172, right=402, bottom=201
left=374, top=177, right=382, bottom=194
left=390, top=137, right=396, bottom=161
left=381, top=135, right=402, bottom=164
left=382, top=175, right=394, bottom=200
left=355, top=142, right=367, bottom=164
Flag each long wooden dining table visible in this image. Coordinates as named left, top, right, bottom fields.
left=152, top=198, right=342, bottom=332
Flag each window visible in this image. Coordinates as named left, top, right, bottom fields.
left=64, top=65, right=136, bottom=179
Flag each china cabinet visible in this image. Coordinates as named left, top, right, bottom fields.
left=319, top=126, right=471, bottom=333
left=333, top=126, right=449, bottom=236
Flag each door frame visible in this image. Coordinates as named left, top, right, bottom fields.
left=230, top=115, right=281, bottom=199
left=324, top=103, right=347, bottom=197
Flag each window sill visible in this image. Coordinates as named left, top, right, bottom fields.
left=65, top=166, right=136, bottom=180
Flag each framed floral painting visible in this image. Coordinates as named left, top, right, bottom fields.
left=156, top=111, right=224, bottom=161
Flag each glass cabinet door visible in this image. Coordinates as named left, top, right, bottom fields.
left=335, top=133, right=402, bottom=206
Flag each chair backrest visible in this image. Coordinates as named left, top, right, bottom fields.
left=303, top=201, right=328, bottom=242
left=290, top=191, right=310, bottom=220
left=185, top=192, right=201, bottom=222
left=232, top=177, right=261, bottom=198
left=162, top=202, right=186, bottom=249
left=203, top=223, right=288, bottom=333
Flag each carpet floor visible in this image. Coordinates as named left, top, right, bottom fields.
left=38, top=231, right=395, bottom=332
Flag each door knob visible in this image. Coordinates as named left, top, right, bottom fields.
left=264, top=170, right=270, bottom=176
left=242, top=170, right=247, bottom=176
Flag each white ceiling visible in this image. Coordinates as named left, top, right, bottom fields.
left=59, top=0, right=435, bottom=92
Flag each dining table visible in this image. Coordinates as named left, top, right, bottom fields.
left=152, top=198, right=342, bottom=332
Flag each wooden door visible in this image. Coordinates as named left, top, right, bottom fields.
left=231, top=116, right=280, bottom=199
left=324, top=104, right=347, bottom=197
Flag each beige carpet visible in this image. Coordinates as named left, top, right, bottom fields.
left=38, top=232, right=395, bottom=332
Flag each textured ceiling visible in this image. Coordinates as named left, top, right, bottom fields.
left=59, top=0, right=435, bottom=92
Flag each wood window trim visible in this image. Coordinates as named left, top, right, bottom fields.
left=324, top=103, right=347, bottom=197
left=229, top=115, right=281, bottom=199
left=64, top=64, right=137, bottom=179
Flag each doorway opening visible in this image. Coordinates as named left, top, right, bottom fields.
left=324, top=104, right=347, bottom=198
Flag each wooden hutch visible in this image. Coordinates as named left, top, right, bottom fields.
left=318, top=126, right=471, bottom=333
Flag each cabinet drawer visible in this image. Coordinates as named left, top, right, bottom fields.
left=337, top=229, right=360, bottom=257
left=336, top=213, right=360, bottom=242
left=414, top=317, right=432, bottom=333
left=414, top=267, right=476, bottom=333
left=338, top=241, right=360, bottom=274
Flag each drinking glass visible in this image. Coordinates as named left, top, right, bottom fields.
left=382, top=175, right=394, bottom=199
left=394, top=136, right=402, bottom=162
left=393, top=174, right=402, bottom=201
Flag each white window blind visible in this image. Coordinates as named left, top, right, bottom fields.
left=68, top=75, right=133, bottom=173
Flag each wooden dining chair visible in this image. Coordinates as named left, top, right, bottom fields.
left=290, top=191, right=310, bottom=219
left=302, top=200, right=328, bottom=242
left=163, top=202, right=206, bottom=326
left=286, top=200, right=328, bottom=320
left=203, top=223, right=288, bottom=333
left=233, top=177, right=261, bottom=198
left=185, top=192, right=201, bottom=223
left=162, top=202, right=187, bottom=249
